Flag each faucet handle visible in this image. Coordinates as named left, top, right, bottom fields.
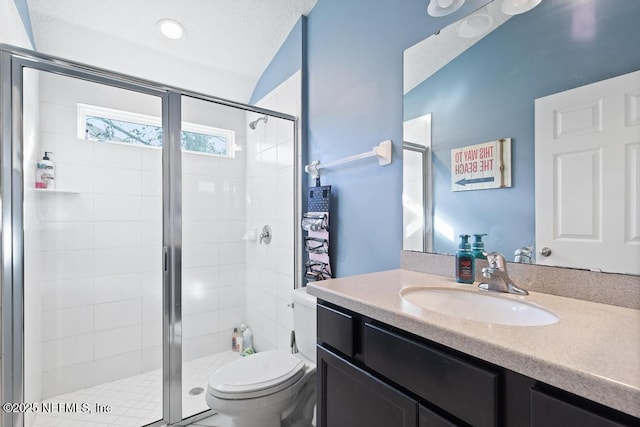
left=481, top=266, right=494, bottom=278
left=485, top=252, right=507, bottom=271
left=259, top=225, right=272, bottom=244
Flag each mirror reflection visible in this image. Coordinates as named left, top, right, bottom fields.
left=403, top=0, right=640, bottom=274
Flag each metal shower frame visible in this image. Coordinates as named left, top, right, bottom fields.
left=0, top=44, right=300, bottom=427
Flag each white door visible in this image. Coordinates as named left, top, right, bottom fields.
left=535, top=69, right=640, bottom=274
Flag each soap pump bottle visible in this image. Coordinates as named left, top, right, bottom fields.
left=35, top=151, right=55, bottom=189
left=472, top=234, right=488, bottom=260
left=456, top=234, right=475, bottom=284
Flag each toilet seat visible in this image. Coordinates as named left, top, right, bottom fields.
left=208, top=350, right=306, bottom=399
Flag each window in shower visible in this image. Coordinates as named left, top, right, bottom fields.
left=77, top=103, right=236, bottom=157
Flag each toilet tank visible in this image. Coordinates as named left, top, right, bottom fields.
left=292, top=287, right=317, bottom=363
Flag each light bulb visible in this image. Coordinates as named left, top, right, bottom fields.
left=427, top=0, right=465, bottom=17
left=157, top=19, right=186, bottom=40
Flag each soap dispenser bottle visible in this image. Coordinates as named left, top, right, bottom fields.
left=35, top=151, right=55, bottom=189
left=456, top=234, right=475, bottom=284
left=472, top=234, right=488, bottom=260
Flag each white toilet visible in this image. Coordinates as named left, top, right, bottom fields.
left=205, top=287, right=317, bottom=427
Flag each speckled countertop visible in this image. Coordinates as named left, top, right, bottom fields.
left=307, top=269, right=640, bottom=418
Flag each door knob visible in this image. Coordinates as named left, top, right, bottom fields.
left=539, top=247, right=552, bottom=257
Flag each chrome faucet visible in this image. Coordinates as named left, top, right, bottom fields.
left=514, top=246, right=534, bottom=263
left=259, top=225, right=272, bottom=244
left=478, top=252, right=529, bottom=295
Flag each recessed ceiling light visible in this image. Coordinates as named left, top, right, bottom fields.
left=456, top=7, right=493, bottom=38
left=427, top=0, right=465, bottom=17
left=157, top=19, right=186, bottom=40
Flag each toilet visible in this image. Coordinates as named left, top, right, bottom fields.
left=205, top=287, right=317, bottom=427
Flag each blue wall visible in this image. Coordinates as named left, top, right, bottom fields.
left=12, top=0, right=35, bottom=48
left=304, top=0, right=488, bottom=276
left=404, top=0, right=640, bottom=257
left=249, top=17, right=305, bottom=105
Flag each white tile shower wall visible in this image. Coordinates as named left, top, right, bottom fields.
left=35, top=72, right=161, bottom=399
left=181, top=97, right=247, bottom=363
left=34, top=72, right=248, bottom=398
left=245, top=71, right=300, bottom=352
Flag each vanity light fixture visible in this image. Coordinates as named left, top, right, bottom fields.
left=501, top=0, right=542, bottom=16
left=157, top=18, right=186, bottom=40
left=456, top=6, right=493, bottom=38
left=427, top=0, right=465, bottom=17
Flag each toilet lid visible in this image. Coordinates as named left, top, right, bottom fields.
left=208, top=350, right=305, bottom=399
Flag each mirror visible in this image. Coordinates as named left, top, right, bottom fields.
left=403, top=0, right=640, bottom=274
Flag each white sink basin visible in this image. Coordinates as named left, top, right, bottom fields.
left=401, top=287, right=559, bottom=326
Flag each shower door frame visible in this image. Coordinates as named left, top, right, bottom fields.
left=402, top=141, right=431, bottom=253
left=0, top=44, right=299, bottom=427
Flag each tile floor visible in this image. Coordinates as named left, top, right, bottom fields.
left=189, top=413, right=231, bottom=427
left=188, top=410, right=316, bottom=427
left=32, top=351, right=241, bottom=427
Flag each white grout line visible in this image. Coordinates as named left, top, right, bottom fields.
left=33, top=351, right=241, bottom=427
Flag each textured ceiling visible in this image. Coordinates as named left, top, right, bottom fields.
left=26, top=0, right=317, bottom=102
left=404, top=1, right=511, bottom=94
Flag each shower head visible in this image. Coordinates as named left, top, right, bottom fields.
left=249, top=115, right=268, bottom=130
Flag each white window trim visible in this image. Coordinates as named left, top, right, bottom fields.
left=77, top=103, right=236, bottom=158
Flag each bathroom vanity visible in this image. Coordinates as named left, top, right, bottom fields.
left=308, top=269, right=640, bottom=427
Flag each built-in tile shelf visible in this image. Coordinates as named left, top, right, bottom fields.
left=33, top=188, right=79, bottom=195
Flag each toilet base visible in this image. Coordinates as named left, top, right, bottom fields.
left=217, top=384, right=315, bottom=427
left=282, top=380, right=316, bottom=427
left=206, top=355, right=316, bottom=427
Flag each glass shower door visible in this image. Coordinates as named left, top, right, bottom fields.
left=179, top=93, right=298, bottom=419
left=21, top=67, right=165, bottom=427
left=2, top=47, right=298, bottom=427
left=179, top=95, right=248, bottom=418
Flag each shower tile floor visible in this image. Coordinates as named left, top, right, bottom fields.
left=32, top=351, right=241, bottom=427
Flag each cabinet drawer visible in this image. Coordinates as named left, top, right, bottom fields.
left=531, top=388, right=629, bottom=427
left=364, top=323, right=498, bottom=427
left=317, top=304, right=354, bottom=356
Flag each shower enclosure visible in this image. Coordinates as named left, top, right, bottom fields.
left=1, top=45, right=300, bottom=427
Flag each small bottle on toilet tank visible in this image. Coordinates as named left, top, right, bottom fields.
left=242, top=326, right=253, bottom=350
left=232, top=328, right=243, bottom=352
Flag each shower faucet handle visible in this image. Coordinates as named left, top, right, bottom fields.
left=259, top=225, right=272, bottom=244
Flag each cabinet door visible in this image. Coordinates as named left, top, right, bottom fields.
left=317, top=346, right=417, bottom=427
left=418, top=405, right=458, bottom=427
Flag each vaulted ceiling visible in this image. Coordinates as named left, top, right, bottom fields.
left=27, top=0, right=317, bottom=102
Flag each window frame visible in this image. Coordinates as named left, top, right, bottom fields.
left=77, top=103, right=236, bottom=158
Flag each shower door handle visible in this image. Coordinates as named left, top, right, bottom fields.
left=163, top=246, right=168, bottom=272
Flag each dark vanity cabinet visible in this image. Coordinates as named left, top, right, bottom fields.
left=316, top=301, right=639, bottom=427
left=317, top=346, right=417, bottom=427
